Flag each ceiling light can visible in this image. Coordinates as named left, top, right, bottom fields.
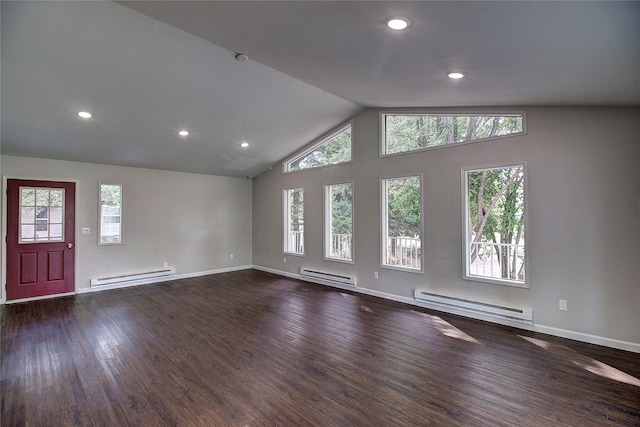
left=78, top=111, right=92, bottom=119
left=178, top=130, right=189, bottom=136
left=448, top=72, right=465, bottom=79
left=235, top=53, right=249, bottom=62
left=387, top=18, right=410, bottom=30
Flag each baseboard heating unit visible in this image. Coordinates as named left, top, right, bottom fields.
left=90, top=268, right=176, bottom=288
left=414, top=290, right=533, bottom=324
left=300, top=268, right=356, bottom=286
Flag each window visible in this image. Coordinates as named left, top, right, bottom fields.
left=325, top=182, right=353, bottom=262
left=99, top=184, right=123, bottom=245
left=463, top=164, right=526, bottom=286
left=382, top=113, right=524, bottom=155
left=19, top=187, right=64, bottom=243
left=284, top=122, right=352, bottom=172
left=283, top=188, right=304, bottom=255
left=381, top=176, right=422, bottom=271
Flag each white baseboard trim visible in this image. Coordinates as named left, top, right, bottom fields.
left=533, top=324, right=640, bottom=354
left=76, top=265, right=253, bottom=294
left=252, top=265, right=640, bottom=354
left=174, top=265, right=253, bottom=280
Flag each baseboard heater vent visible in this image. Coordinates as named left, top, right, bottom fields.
left=300, top=268, right=356, bottom=286
left=414, top=290, right=533, bottom=324
left=90, top=268, right=176, bottom=288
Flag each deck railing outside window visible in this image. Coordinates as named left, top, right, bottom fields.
left=469, top=241, right=525, bottom=282
left=386, top=237, right=421, bottom=269
left=330, top=233, right=352, bottom=260
left=287, top=230, right=304, bottom=254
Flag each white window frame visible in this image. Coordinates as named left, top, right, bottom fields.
left=462, top=163, right=528, bottom=288
left=380, top=110, right=526, bottom=157
left=324, top=181, right=354, bottom=263
left=283, top=187, right=305, bottom=256
left=98, top=183, right=123, bottom=246
left=381, top=175, right=423, bottom=273
left=283, top=121, right=353, bottom=173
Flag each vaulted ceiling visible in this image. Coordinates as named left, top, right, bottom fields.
left=2, top=1, right=639, bottom=177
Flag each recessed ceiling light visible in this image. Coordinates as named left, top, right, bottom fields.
left=448, top=72, right=466, bottom=79
left=178, top=130, right=189, bottom=136
left=387, top=17, right=410, bottom=31
left=240, top=142, right=249, bottom=148
left=235, top=53, right=249, bottom=62
left=77, top=111, right=92, bottom=119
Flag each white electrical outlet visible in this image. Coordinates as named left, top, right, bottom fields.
left=81, top=227, right=90, bottom=235
left=283, top=257, right=287, bottom=264
left=230, top=253, right=234, bottom=259
left=559, top=300, right=568, bottom=311
left=373, top=271, right=379, bottom=279
left=164, top=261, right=169, bottom=269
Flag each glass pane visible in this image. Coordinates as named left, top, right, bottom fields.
left=21, top=188, right=35, bottom=206
left=49, top=224, right=63, bottom=239
left=50, top=207, right=63, bottom=224
left=466, top=166, right=525, bottom=283
left=35, top=189, right=50, bottom=206
left=99, top=184, right=123, bottom=245
left=385, top=114, right=524, bottom=155
left=36, top=206, right=48, bottom=219
left=21, top=224, right=35, bottom=240
left=36, top=227, right=49, bottom=240
left=284, top=188, right=304, bottom=254
left=328, top=183, right=353, bottom=260
left=21, top=207, right=35, bottom=224
left=287, top=125, right=352, bottom=171
left=19, top=186, right=65, bottom=244
left=384, top=177, right=421, bottom=270
left=50, top=190, right=63, bottom=206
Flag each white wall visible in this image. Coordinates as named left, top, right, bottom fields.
left=252, top=107, right=640, bottom=349
left=2, top=155, right=252, bottom=297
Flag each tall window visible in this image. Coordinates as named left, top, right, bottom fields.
left=464, top=164, right=526, bottom=286
left=284, top=122, right=352, bottom=172
left=382, top=113, right=524, bottom=155
left=283, top=188, right=304, bottom=255
left=99, top=184, right=122, bottom=245
left=325, top=182, right=353, bottom=262
left=382, top=176, right=422, bottom=271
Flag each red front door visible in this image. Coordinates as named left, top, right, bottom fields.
left=6, top=179, right=75, bottom=300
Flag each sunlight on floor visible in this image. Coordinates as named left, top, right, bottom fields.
left=411, top=310, right=479, bottom=343
left=519, top=335, right=640, bottom=387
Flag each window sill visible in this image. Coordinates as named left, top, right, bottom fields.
left=463, top=274, right=528, bottom=288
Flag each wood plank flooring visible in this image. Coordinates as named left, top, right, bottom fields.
left=2, top=269, right=639, bottom=426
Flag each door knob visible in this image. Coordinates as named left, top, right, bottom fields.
left=67, top=242, right=74, bottom=249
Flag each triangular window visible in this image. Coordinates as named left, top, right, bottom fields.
left=284, top=123, right=352, bottom=172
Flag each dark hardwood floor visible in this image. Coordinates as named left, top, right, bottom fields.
left=1, top=269, right=639, bottom=426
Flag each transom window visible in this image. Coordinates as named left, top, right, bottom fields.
left=19, top=187, right=64, bottom=243
left=382, top=113, right=524, bottom=155
left=284, top=122, right=352, bottom=172
left=283, top=188, right=304, bottom=255
left=381, top=176, right=422, bottom=271
left=463, top=164, right=527, bottom=286
left=325, top=182, right=353, bottom=262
